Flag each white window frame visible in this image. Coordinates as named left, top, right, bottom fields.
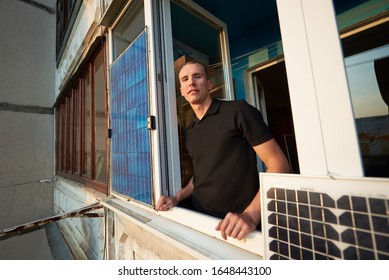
left=276, top=0, right=363, bottom=177
left=145, top=0, right=164, bottom=203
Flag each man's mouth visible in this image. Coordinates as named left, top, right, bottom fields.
left=188, top=89, right=198, bottom=94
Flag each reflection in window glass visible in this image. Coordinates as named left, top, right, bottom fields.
left=74, top=84, right=81, bottom=174
left=112, top=0, right=144, bottom=61
left=68, top=94, right=73, bottom=172
left=61, top=103, right=65, bottom=172
left=171, top=1, right=227, bottom=186
left=64, top=100, right=69, bottom=171
left=345, top=44, right=389, bottom=177
left=94, top=50, right=107, bottom=182
left=57, top=104, right=63, bottom=171
left=84, top=72, right=91, bottom=177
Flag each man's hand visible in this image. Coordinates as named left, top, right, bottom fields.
left=156, top=177, right=194, bottom=211
left=155, top=196, right=178, bottom=211
left=215, top=212, right=258, bottom=241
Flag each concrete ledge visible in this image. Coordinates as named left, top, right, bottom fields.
left=54, top=176, right=106, bottom=260
left=102, top=198, right=262, bottom=260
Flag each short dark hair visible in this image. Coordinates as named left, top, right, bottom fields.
left=178, top=60, right=210, bottom=80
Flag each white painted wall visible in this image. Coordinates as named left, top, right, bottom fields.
left=0, top=0, right=56, bottom=229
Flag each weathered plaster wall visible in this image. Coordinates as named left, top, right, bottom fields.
left=55, top=0, right=102, bottom=96
left=51, top=0, right=107, bottom=260
left=54, top=177, right=105, bottom=260
left=0, top=0, right=56, bottom=229
left=112, top=214, right=197, bottom=260
left=0, top=111, right=54, bottom=229
left=0, top=0, right=55, bottom=107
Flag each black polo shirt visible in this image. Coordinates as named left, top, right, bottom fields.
left=185, top=99, right=273, bottom=218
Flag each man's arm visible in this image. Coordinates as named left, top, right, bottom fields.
left=216, top=139, right=290, bottom=240
left=156, top=176, right=194, bottom=211
left=253, top=138, right=290, bottom=174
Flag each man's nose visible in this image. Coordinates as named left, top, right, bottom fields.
left=188, top=76, right=195, bottom=85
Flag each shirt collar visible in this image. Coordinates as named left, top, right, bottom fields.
left=192, top=98, right=221, bottom=124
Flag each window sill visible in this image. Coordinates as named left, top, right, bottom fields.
left=100, top=197, right=263, bottom=260
left=56, top=172, right=108, bottom=194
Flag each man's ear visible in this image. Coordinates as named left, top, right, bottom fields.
left=208, top=80, right=213, bottom=90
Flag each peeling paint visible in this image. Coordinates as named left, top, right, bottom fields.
left=0, top=203, right=103, bottom=241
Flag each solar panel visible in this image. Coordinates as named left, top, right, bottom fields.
left=110, top=30, right=153, bottom=205
left=261, top=174, right=389, bottom=260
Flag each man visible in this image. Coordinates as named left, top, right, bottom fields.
left=156, top=61, right=290, bottom=241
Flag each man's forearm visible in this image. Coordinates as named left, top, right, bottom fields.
left=242, top=190, right=261, bottom=225
left=175, top=176, right=194, bottom=204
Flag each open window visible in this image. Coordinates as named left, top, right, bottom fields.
left=162, top=0, right=234, bottom=207
left=105, top=0, right=264, bottom=255
left=109, top=0, right=155, bottom=204
left=248, top=59, right=300, bottom=174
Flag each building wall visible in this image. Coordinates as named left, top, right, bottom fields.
left=53, top=1, right=106, bottom=259
left=55, top=0, right=103, bottom=96
left=0, top=0, right=56, bottom=229
left=54, top=178, right=105, bottom=259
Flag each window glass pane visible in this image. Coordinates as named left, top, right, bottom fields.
left=74, top=84, right=81, bottom=175
left=56, top=106, right=62, bottom=171
left=84, top=72, right=91, bottom=177
left=345, top=44, right=389, bottom=178
left=69, top=93, right=73, bottom=172
left=61, top=103, right=65, bottom=171
left=54, top=43, right=108, bottom=191
left=56, top=0, right=82, bottom=60
left=65, top=98, right=69, bottom=171
left=112, top=0, right=144, bottom=60
left=94, top=50, right=107, bottom=182
left=170, top=1, right=226, bottom=186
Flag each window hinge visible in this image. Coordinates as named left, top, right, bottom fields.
left=108, top=128, right=112, bottom=139
left=147, top=116, right=156, bottom=130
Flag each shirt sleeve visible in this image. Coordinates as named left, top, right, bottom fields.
left=235, top=100, right=274, bottom=146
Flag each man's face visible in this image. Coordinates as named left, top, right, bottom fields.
left=179, top=63, right=212, bottom=105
